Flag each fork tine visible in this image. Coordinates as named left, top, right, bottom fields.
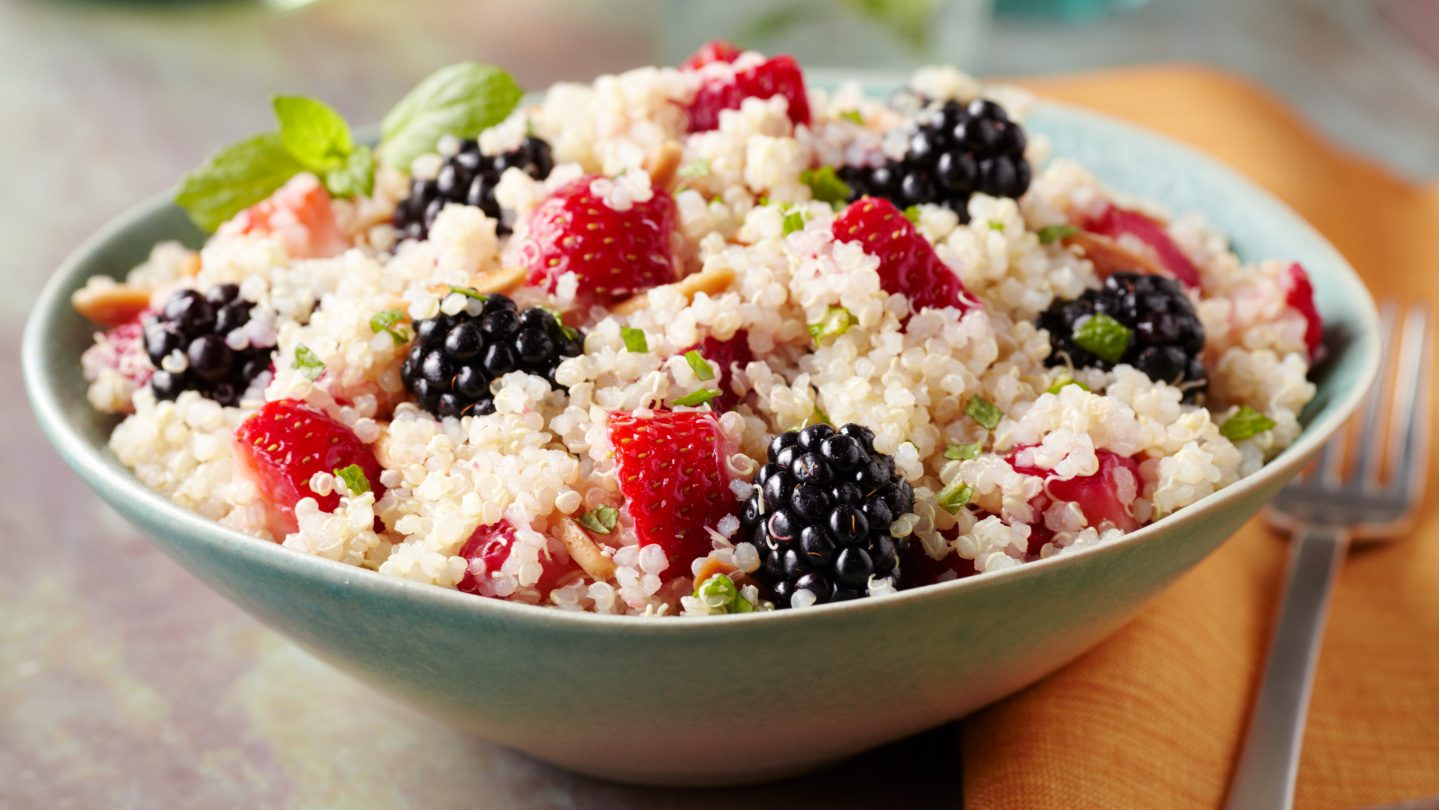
left=1350, top=301, right=1401, bottom=487
left=1387, top=306, right=1432, bottom=501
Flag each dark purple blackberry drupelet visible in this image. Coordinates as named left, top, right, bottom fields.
left=741, top=423, right=914, bottom=608
left=401, top=293, right=583, bottom=419
left=144, top=285, right=275, bottom=406
left=392, top=135, right=555, bottom=242
left=1038, top=271, right=1208, bottom=401
left=839, top=98, right=1030, bottom=223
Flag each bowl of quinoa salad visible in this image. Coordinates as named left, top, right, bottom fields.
left=25, top=46, right=1378, bottom=784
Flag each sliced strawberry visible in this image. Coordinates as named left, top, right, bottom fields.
left=681, top=40, right=742, bottom=71
left=220, top=173, right=348, bottom=259
left=1081, top=204, right=1201, bottom=289
left=1282, top=261, right=1324, bottom=360
left=233, top=399, right=386, bottom=538
left=833, top=197, right=977, bottom=315
left=608, top=410, right=735, bottom=566
left=521, top=175, right=677, bottom=307
left=456, top=520, right=572, bottom=598
left=1010, top=446, right=1143, bottom=537
left=685, top=55, right=811, bottom=133
left=679, top=330, right=752, bottom=412
left=85, top=312, right=153, bottom=389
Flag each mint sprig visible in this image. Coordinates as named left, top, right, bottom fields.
left=378, top=63, right=522, bottom=171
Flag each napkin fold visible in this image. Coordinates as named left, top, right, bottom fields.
left=961, top=66, right=1439, bottom=809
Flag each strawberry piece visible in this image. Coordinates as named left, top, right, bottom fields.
left=681, top=40, right=742, bottom=71
left=1081, top=204, right=1201, bottom=289
left=456, top=520, right=572, bottom=598
left=220, top=173, right=348, bottom=259
left=608, top=410, right=735, bottom=565
left=679, top=330, right=752, bottom=412
left=521, top=176, right=677, bottom=307
left=1283, top=261, right=1324, bottom=360
left=833, top=197, right=977, bottom=315
left=685, top=55, right=811, bottom=133
left=233, top=399, right=386, bottom=538
left=86, top=312, right=153, bottom=391
left=1010, top=446, right=1143, bottom=538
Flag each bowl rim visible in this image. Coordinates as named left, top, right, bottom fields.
left=22, top=94, right=1380, bottom=633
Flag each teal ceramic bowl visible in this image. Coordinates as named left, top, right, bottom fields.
left=23, top=90, right=1378, bottom=786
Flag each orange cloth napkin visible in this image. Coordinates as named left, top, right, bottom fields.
left=960, top=66, right=1439, bottom=809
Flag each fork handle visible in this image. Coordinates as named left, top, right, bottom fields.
left=1226, top=525, right=1350, bottom=810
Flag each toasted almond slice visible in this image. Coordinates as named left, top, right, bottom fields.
left=71, top=280, right=152, bottom=327
left=1063, top=230, right=1166, bottom=280
left=643, top=141, right=684, bottom=191
left=557, top=518, right=619, bottom=582
left=611, top=266, right=736, bottom=317
left=181, top=252, right=202, bottom=277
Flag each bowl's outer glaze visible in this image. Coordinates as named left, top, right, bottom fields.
left=23, top=91, right=1379, bottom=786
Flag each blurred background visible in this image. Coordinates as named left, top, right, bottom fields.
left=3, top=0, right=1437, bottom=806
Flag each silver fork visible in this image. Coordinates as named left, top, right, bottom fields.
left=1226, top=302, right=1432, bottom=810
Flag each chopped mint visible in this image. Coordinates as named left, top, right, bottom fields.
left=793, top=404, right=831, bottom=431
left=448, top=285, right=487, bottom=301
left=944, top=441, right=983, bottom=461
left=807, top=306, right=854, bottom=344
left=799, top=166, right=852, bottom=207
left=937, top=480, right=974, bottom=514
left=1072, top=313, right=1133, bottom=364
left=174, top=133, right=307, bottom=233
left=293, top=344, right=324, bottom=380
left=903, top=205, right=922, bottom=225
left=333, top=463, right=371, bottom=496
left=988, top=220, right=1005, bottom=231
left=677, top=158, right=711, bottom=178
left=369, top=309, right=410, bottom=345
left=577, top=504, right=620, bottom=535
left=683, top=350, right=715, bottom=381
left=550, top=310, right=580, bottom=342
left=839, top=109, right=865, bottom=125
left=378, top=63, right=523, bottom=171
left=695, top=573, right=753, bottom=613
left=1220, top=406, right=1277, bottom=441
left=782, top=207, right=807, bottom=235
left=621, top=326, right=648, bottom=353
left=273, top=95, right=353, bottom=172
left=1037, top=223, right=1079, bottom=244
left=673, top=388, right=722, bottom=407
left=1045, top=373, right=1089, bottom=394
left=965, top=396, right=1003, bottom=430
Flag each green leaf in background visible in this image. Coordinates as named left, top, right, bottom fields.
left=740, top=0, right=941, bottom=54
left=379, top=63, right=523, bottom=171
left=324, top=144, right=375, bottom=199
left=273, top=95, right=353, bottom=171
left=174, top=133, right=307, bottom=232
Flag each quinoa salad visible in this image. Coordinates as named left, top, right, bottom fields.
left=72, top=45, right=1323, bottom=616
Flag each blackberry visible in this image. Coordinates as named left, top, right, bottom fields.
left=144, top=284, right=275, bottom=406
left=839, top=98, right=1030, bottom=223
left=392, top=135, right=555, bottom=242
left=1038, top=271, right=1208, bottom=401
left=401, top=293, right=583, bottom=418
left=740, top=423, right=915, bottom=608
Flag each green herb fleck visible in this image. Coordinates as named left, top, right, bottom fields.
left=577, top=504, right=620, bottom=535
left=1037, top=223, right=1080, bottom=244
left=448, top=285, right=487, bottom=301
left=369, top=309, right=410, bottom=345
left=839, top=109, right=865, bottom=125
left=799, top=166, right=852, bottom=207
left=1045, top=373, right=1089, bottom=395
left=621, top=326, right=648, bottom=353
left=988, top=220, right=1005, bottom=232
left=677, top=159, right=711, bottom=179
left=937, top=480, right=974, bottom=514
left=695, top=573, right=753, bottom=613
left=684, top=350, right=714, bottom=381
left=1220, top=406, right=1277, bottom=442
left=807, top=306, right=854, bottom=344
left=673, top=388, right=722, bottom=407
left=333, top=464, right=371, bottom=496
left=293, top=344, right=324, bottom=380
left=378, top=63, right=523, bottom=170
left=793, top=404, right=831, bottom=431
left=1072, top=313, right=1133, bottom=364
left=944, top=441, right=983, bottom=461
left=174, top=133, right=308, bottom=233
left=903, top=205, right=922, bottom=226
left=549, top=310, right=580, bottom=342
left=782, top=207, right=807, bottom=235
left=965, top=396, right=1003, bottom=431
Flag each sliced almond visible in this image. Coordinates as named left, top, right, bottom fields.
left=1063, top=230, right=1166, bottom=279
left=557, top=518, right=618, bottom=582
left=71, top=280, right=152, bottom=327
left=611, top=265, right=736, bottom=317
left=643, top=141, right=684, bottom=191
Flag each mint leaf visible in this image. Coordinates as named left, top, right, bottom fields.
left=800, top=166, right=851, bottom=207
left=621, top=326, right=648, bottom=353
left=782, top=207, right=807, bottom=235
left=944, top=441, right=983, bottom=461
left=1045, top=372, right=1089, bottom=395
left=937, top=480, right=974, bottom=514
left=903, top=205, right=921, bottom=225
left=694, top=573, right=740, bottom=610
left=369, top=309, right=409, bottom=345
left=988, top=220, right=1005, bottom=231
left=1037, top=224, right=1079, bottom=244
left=174, top=133, right=306, bottom=232
left=333, top=463, right=371, bottom=496
left=673, top=388, right=721, bottom=407
left=807, top=306, right=853, bottom=344
left=448, top=285, right=487, bottom=301
left=293, top=344, right=324, bottom=380
left=1072, top=314, right=1133, bottom=364
left=1220, top=406, right=1276, bottom=441
left=839, top=109, right=864, bottom=125
left=379, top=63, right=523, bottom=171
left=324, top=144, right=374, bottom=199
left=577, top=504, right=619, bottom=535
left=273, top=95, right=353, bottom=171
left=677, top=159, right=711, bottom=179
left=965, top=396, right=1003, bottom=430
left=683, top=350, right=714, bottom=381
